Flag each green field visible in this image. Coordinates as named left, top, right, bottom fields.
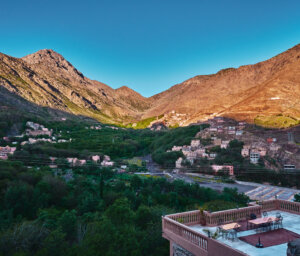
left=254, top=115, right=300, bottom=128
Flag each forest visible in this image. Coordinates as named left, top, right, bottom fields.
left=0, top=160, right=249, bottom=256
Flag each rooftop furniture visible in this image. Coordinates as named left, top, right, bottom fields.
left=250, top=213, right=257, bottom=220
left=220, top=223, right=241, bottom=231
left=234, top=223, right=240, bottom=232
left=249, top=216, right=277, bottom=226
left=255, top=237, right=264, bottom=248
left=217, top=227, right=229, bottom=239
left=228, top=229, right=238, bottom=242
left=162, top=199, right=300, bottom=256
left=249, top=216, right=277, bottom=233
left=263, top=211, right=268, bottom=217
left=274, top=216, right=283, bottom=229
left=266, top=217, right=274, bottom=231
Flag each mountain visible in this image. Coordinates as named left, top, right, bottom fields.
left=1, top=45, right=300, bottom=128
left=0, top=49, right=151, bottom=124
left=144, top=44, right=300, bottom=127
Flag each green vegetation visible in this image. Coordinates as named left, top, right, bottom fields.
left=213, top=139, right=245, bottom=166
left=151, top=125, right=209, bottom=167
left=8, top=119, right=208, bottom=168
left=294, top=193, right=300, bottom=202
left=125, top=115, right=164, bottom=129
left=235, top=168, right=300, bottom=188
left=0, top=160, right=248, bottom=256
left=254, top=114, right=300, bottom=128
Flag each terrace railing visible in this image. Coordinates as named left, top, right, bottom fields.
left=260, top=199, right=278, bottom=211
left=277, top=199, right=300, bottom=214
left=163, top=199, right=300, bottom=256
left=166, top=210, right=201, bottom=225
left=203, top=205, right=261, bottom=226
left=163, top=216, right=208, bottom=255
left=162, top=216, right=246, bottom=256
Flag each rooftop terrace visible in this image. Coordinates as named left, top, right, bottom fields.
left=162, top=199, right=300, bottom=256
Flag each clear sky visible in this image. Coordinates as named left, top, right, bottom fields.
left=1, top=0, right=300, bottom=97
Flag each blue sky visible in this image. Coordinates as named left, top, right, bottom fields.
left=1, top=0, right=300, bottom=97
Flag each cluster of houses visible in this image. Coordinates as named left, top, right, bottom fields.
left=174, top=116, right=299, bottom=172
left=172, top=140, right=216, bottom=165
left=200, top=117, right=245, bottom=137
left=86, top=125, right=102, bottom=130
left=173, top=138, right=234, bottom=176
left=48, top=154, right=115, bottom=169
left=26, top=121, right=53, bottom=137
left=85, top=125, right=122, bottom=131
left=21, top=137, right=72, bottom=145
left=241, top=142, right=267, bottom=164
left=19, top=122, right=72, bottom=145
left=171, top=116, right=289, bottom=175
left=1, top=120, right=118, bottom=171
left=0, top=146, right=16, bottom=160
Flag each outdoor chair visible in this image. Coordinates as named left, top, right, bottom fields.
left=221, top=229, right=229, bottom=239
left=246, top=216, right=251, bottom=230
left=276, top=212, right=281, bottom=219
left=274, top=216, right=283, bottom=229
left=234, top=223, right=240, bottom=232
left=263, top=211, right=268, bottom=217
left=267, top=218, right=274, bottom=231
left=250, top=213, right=257, bottom=220
left=217, top=227, right=222, bottom=236
left=228, top=230, right=237, bottom=242
left=278, top=216, right=283, bottom=228
left=217, top=227, right=228, bottom=239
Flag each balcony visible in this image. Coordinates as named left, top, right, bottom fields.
left=162, top=199, right=300, bottom=256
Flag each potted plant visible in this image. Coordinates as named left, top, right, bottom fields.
left=199, top=207, right=207, bottom=226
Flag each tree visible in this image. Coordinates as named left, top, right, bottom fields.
left=135, top=205, right=154, bottom=229
left=294, top=193, right=300, bottom=202
left=131, top=175, right=142, bottom=191
left=40, top=229, right=68, bottom=256
left=104, top=198, right=134, bottom=226
left=58, top=210, right=77, bottom=241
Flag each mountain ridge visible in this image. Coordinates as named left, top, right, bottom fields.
left=1, top=44, right=300, bottom=127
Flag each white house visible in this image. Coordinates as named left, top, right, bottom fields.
left=176, top=157, right=183, bottom=168
left=92, top=155, right=101, bottom=162
left=190, top=140, right=201, bottom=148
left=250, top=151, right=260, bottom=164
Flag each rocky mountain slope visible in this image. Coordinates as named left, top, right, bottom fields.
left=1, top=44, right=300, bottom=127
left=144, top=44, right=300, bottom=127
left=0, top=49, right=151, bottom=124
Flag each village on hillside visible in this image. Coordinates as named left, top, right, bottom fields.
left=171, top=116, right=299, bottom=175
left=0, top=121, right=116, bottom=172
left=1, top=117, right=300, bottom=184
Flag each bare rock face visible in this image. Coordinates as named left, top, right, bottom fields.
left=1, top=44, right=300, bottom=127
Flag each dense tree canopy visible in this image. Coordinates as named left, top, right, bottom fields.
left=0, top=160, right=248, bottom=256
